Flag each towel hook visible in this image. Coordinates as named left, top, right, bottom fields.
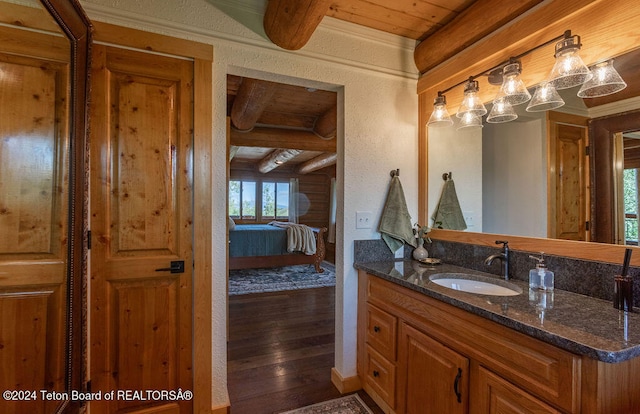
left=442, top=172, right=452, bottom=181
left=390, top=169, right=400, bottom=178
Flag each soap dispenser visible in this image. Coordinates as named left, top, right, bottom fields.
left=529, top=253, right=554, bottom=291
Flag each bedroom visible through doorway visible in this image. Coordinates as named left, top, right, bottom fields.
left=225, top=73, right=340, bottom=410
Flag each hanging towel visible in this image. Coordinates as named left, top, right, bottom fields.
left=378, top=176, right=417, bottom=252
left=432, top=179, right=467, bottom=230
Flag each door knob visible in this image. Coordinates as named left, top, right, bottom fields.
left=155, top=260, right=185, bottom=274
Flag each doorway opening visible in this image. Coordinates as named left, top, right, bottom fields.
left=225, top=73, right=341, bottom=411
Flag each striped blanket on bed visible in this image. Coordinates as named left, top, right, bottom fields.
left=269, top=221, right=316, bottom=255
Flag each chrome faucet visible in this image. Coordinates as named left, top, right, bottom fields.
left=484, top=240, right=510, bottom=280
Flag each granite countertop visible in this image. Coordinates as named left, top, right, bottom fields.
left=355, top=260, right=640, bottom=363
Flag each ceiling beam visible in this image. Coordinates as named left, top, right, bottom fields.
left=230, top=78, right=277, bottom=131
left=413, top=0, right=544, bottom=74
left=258, top=149, right=303, bottom=173
left=230, top=127, right=337, bottom=152
left=296, top=152, right=337, bottom=174
left=313, top=105, right=337, bottom=139
left=229, top=145, right=239, bottom=161
left=263, top=0, right=333, bottom=50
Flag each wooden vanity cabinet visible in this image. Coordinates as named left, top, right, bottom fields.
left=357, top=270, right=640, bottom=413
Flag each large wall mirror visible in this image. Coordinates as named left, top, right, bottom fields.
left=417, top=1, right=640, bottom=265
left=427, top=47, right=640, bottom=246
left=0, top=0, right=90, bottom=412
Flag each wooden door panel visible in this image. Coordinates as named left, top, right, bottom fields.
left=549, top=112, right=589, bottom=241
left=110, top=75, right=178, bottom=256
left=112, top=278, right=179, bottom=412
left=90, top=45, right=193, bottom=414
left=556, top=124, right=586, bottom=240
left=0, top=41, right=69, bottom=414
left=0, top=55, right=67, bottom=258
left=474, top=366, right=560, bottom=414
left=399, top=323, right=469, bottom=414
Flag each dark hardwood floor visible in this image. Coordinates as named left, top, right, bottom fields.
left=227, top=287, right=383, bottom=413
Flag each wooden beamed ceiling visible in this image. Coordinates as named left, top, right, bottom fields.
left=262, top=0, right=544, bottom=74
left=227, top=74, right=337, bottom=175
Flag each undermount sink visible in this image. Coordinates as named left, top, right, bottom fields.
left=429, top=273, right=522, bottom=296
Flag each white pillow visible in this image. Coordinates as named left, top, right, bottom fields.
left=228, top=217, right=236, bottom=230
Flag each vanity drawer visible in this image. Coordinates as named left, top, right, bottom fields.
left=366, top=303, right=397, bottom=361
left=364, top=345, right=396, bottom=409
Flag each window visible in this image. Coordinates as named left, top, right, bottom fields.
left=229, top=179, right=290, bottom=222
left=229, top=180, right=256, bottom=219
left=624, top=168, right=639, bottom=245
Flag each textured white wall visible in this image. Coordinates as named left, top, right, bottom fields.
left=483, top=119, right=547, bottom=238
left=427, top=126, right=483, bottom=232
left=80, top=0, right=419, bottom=407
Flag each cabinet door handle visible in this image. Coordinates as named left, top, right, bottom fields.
left=373, top=326, right=380, bottom=333
left=373, top=370, right=379, bottom=377
left=453, top=368, right=462, bottom=403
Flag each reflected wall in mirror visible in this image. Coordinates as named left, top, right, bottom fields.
left=427, top=47, right=640, bottom=245
left=0, top=1, right=90, bottom=413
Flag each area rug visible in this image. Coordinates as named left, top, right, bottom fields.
left=228, top=262, right=336, bottom=295
left=279, top=394, right=373, bottom=414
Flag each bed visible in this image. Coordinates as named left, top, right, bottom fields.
left=229, top=223, right=327, bottom=273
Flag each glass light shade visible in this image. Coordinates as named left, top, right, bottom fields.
left=526, top=81, right=565, bottom=112
left=427, top=94, right=454, bottom=127
left=457, top=111, right=483, bottom=131
left=500, top=62, right=531, bottom=105
left=577, top=59, right=627, bottom=98
left=548, top=35, right=592, bottom=89
left=456, top=80, right=487, bottom=118
left=487, top=97, right=518, bottom=123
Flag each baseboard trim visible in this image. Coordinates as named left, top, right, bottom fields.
left=211, top=403, right=230, bottom=414
left=331, top=367, right=362, bottom=394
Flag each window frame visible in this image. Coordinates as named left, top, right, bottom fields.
left=229, top=178, right=291, bottom=223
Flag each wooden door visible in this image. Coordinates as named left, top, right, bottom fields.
left=548, top=112, right=589, bottom=241
left=0, top=28, right=71, bottom=414
left=398, top=323, right=469, bottom=414
left=473, top=367, right=560, bottom=414
left=90, top=45, right=194, bottom=414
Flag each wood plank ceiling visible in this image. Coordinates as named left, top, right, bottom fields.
left=227, top=74, right=337, bottom=174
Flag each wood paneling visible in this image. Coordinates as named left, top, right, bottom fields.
left=90, top=45, right=193, bottom=414
left=0, top=29, right=69, bottom=414
left=591, top=111, right=640, bottom=245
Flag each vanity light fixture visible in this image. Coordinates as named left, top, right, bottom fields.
left=548, top=31, right=592, bottom=90
left=526, top=81, right=565, bottom=112
left=577, top=59, right=627, bottom=98
left=457, top=111, right=483, bottom=130
left=426, top=30, right=627, bottom=128
left=456, top=78, right=487, bottom=118
left=487, top=96, right=518, bottom=123
left=499, top=60, right=531, bottom=105
left=427, top=92, right=454, bottom=127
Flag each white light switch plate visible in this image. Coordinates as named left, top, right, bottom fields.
left=356, top=211, right=373, bottom=229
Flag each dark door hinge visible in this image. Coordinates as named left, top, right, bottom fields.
left=86, top=380, right=91, bottom=393
left=87, top=230, right=91, bottom=250
left=586, top=221, right=590, bottom=231
left=585, top=146, right=590, bottom=156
